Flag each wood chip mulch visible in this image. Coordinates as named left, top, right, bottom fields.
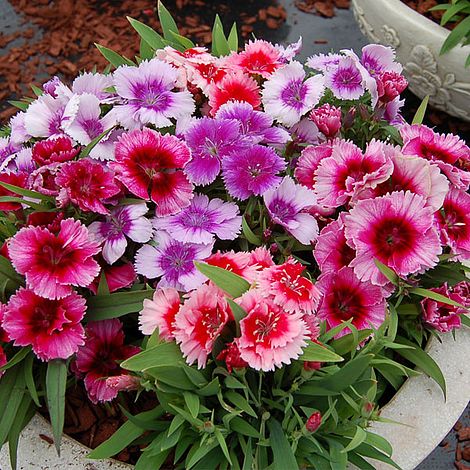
left=294, top=0, right=350, bottom=17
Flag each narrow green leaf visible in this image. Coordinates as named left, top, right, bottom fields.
left=227, top=23, right=239, bottom=51
left=128, top=17, right=166, bottom=50
left=331, top=330, right=373, bottom=356
left=440, top=16, right=470, bottom=55
left=214, top=427, right=232, bottom=466
left=242, top=439, right=253, bottom=470
left=96, top=270, right=110, bottom=296
left=461, top=314, right=470, bottom=328
left=348, top=452, right=376, bottom=470
left=227, top=298, right=247, bottom=324
left=0, top=367, right=25, bottom=446
left=158, top=1, right=180, bottom=40
left=211, top=15, right=230, bottom=57
left=230, top=416, right=261, bottom=438
left=95, top=44, right=134, bottom=68
left=194, top=262, right=250, bottom=298
left=441, top=2, right=470, bottom=25
left=412, top=95, right=429, bottom=125
left=300, top=340, right=344, bottom=363
left=8, top=100, right=30, bottom=111
left=184, top=392, right=200, bottom=419
left=225, top=390, right=257, bottom=418
left=365, top=431, right=393, bottom=457
left=374, top=259, right=399, bottom=285
left=135, top=448, right=171, bottom=470
left=140, top=38, right=155, bottom=60
left=168, top=30, right=195, bottom=49
left=122, top=341, right=183, bottom=371
left=46, top=359, right=67, bottom=454
left=268, top=419, right=299, bottom=470
left=79, top=127, right=114, bottom=158
left=0, top=347, right=31, bottom=371
left=0, top=181, right=54, bottom=202
left=242, top=217, right=261, bottom=246
left=186, top=440, right=219, bottom=469
left=23, top=353, right=40, bottom=407
left=409, top=286, right=466, bottom=308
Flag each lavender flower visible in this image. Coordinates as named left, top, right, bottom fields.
left=89, top=203, right=153, bottom=265
left=154, top=194, right=241, bottom=244
left=263, top=176, right=319, bottom=245
left=275, top=37, right=303, bottom=63
left=215, top=101, right=290, bottom=147
left=262, top=61, right=325, bottom=127
left=9, top=112, right=30, bottom=145
left=113, top=58, right=195, bottom=129
left=324, top=57, right=364, bottom=100
left=184, top=117, right=248, bottom=186
left=222, top=145, right=286, bottom=200
left=135, top=230, right=213, bottom=291
left=360, top=44, right=402, bottom=76
left=306, top=53, right=343, bottom=72
left=72, top=72, right=115, bottom=101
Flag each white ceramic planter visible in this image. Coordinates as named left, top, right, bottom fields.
left=352, top=0, right=470, bottom=122
left=1, top=323, right=469, bottom=470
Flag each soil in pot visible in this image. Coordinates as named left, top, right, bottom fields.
left=400, top=0, right=460, bottom=29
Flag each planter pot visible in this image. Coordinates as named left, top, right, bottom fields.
left=1, top=324, right=469, bottom=470
left=351, top=0, right=470, bottom=122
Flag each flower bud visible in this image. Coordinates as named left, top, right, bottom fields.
left=309, top=104, right=342, bottom=139
left=306, top=411, right=322, bottom=432
left=377, top=72, right=408, bottom=103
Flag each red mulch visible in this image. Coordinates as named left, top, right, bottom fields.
left=401, top=0, right=461, bottom=29
left=294, top=0, right=350, bottom=17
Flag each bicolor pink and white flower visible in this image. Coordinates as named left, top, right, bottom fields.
left=206, top=250, right=259, bottom=282
left=139, top=288, right=181, bottom=338
left=324, top=57, right=364, bottom=100
left=264, top=176, right=319, bottom=245
left=236, top=290, right=309, bottom=371
left=135, top=230, right=213, bottom=291
left=75, top=319, right=140, bottom=403
left=89, top=203, right=153, bottom=264
left=153, top=194, right=241, bottom=244
left=3, top=288, right=86, bottom=360
left=309, top=104, right=342, bottom=139
left=262, top=61, right=325, bottom=127
left=344, top=191, right=441, bottom=285
left=316, top=267, right=386, bottom=337
left=113, top=58, right=195, bottom=129
left=8, top=218, right=101, bottom=299
left=295, top=143, right=333, bottom=189
left=173, top=284, right=232, bottom=368
left=258, top=258, right=322, bottom=314
left=112, top=128, right=193, bottom=216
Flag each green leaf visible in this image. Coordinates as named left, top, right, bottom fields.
left=331, top=330, right=373, bottom=356
left=86, top=289, right=155, bottom=321
left=461, top=314, right=470, bottom=328
left=268, top=419, right=299, bottom=470
left=183, top=392, right=200, bottom=419
left=79, top=127, right=114, bottom=158
left=409, top=286, right=466, bottom=308
left=157, top=1, right=180, bottom=41
left=168, top=30, right=195, bottom=49
left=8, top=100, right=30, bottom=111
left=0, top=366, right=25, bottom=446
left=440, top=16, right=470, bottom=55
left=441, top=2, right=470, bottom=25
left=211, top=15, right=230, bottom=57
left=147, top=366, right=197, bottom=390
left=140, top=38, right=155, bottom=60
left=230, top=416, right=261, bottom=438
left=135, top=448, right=171, bottom=470
left=196, top=377, right=220, bottom=396
left=128, top=17, right=166, bottom=50
left=23, top=354, right=40, bottom=407
left=396, top=336, right=446, bottom=398
left=225, top=390, right=257, bottom=418
left=186, top=440, right=219, bottom=469
left=242, top=439, right=253, bottom=470
left=194, top=262, right=250, bottom=298
left=348, top=452, right=376, bottom=470
left=96, top=270, right=110, bottom=296
left=0, top=181, right=53, bottom=202
left=88, top=407, right=164, bottom=459
left=0, top=347, right=31, bottom=372
left=374, top=259, right=399, bottom=285
left=242, top=217, right=261, bottom=246
left=364, top=431, right=393, bottom=457
left=300, top=340, right=344, bottom=363
left=227, top=298, right=247, bottom=324
left=95, top=44, right=134, bottom=68
left=46, top=360, right=67, bottom=454
left=412, top=95, right=429, bottom=125
left=227, top=23, right=239, bottom=52
left=214, top=427, right=233, bottom=466
left=122, top=341, right=183, bottom=371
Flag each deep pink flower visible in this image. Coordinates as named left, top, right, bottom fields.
left=206, top=250, right=259, bottom=282
left=0, top=303, right=10, bottom=343
left=3, top=288, right=86, bottom=361
left=249, top=246, right=274, bottom=270
left=317, top=267, right=386, bottom=337
left=8, top=218, right=101, bottom=299
left=0, top=346, right=6, bottom=378
left=453, top=281, right=470, bottom=307
left=75, top=319, right=140, bottom=404
left=139, top=288, right=180, bottom=339
left=29, top=163, right=62, bottom=197
left=344, top=191, right=441, bottom=286
left=112, top=129, right=193, bottom=216
left=0, top=172, right=28, bottom=211
left=217, top=341, right=248, bottom=373
left=258, top=258, right=321, bottom=314
left=314, top=139, right=393, bottom=208
left=236, top=290, right=309, bottom=371
left=309, top=104, right=342, bottom=139
left=314, top=215, right=356, bottom=274
left=376, top=71, right=408, bottom=103
left=173, top=284, right=232, bottom=368
left=435, top=187, right=470, bottom=261
left=32, top=136, right=79, bottom=166
left=421, top=284, right=464, bottom=333
left=88, top=262, right=136, bottom=295
left=295, top=143, right=333, bottom=189
left=225, top=40, right=282, bottom=78
left=55, top=159, right=120, bottom=215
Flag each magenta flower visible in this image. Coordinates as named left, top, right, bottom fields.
left=184, top=117, right=247, bottom=186
left=3, top=288, right=86, bottom=361
left=55, top=158, right=121, bottom=215
left=317, top=267, right=386, bottom=337
left=262, top=61, right=325, bottom=127
left=435, top=187, right=470, bottom=261
left=135, top=230, right=213, bottom=292
left=112, top=129, right=193, bottom=216
left=314, top=215, right=356, bottom=275
left=173, top=284, right=232, bottom=368
left=324, top=57, right=364, bottom=100
left=75, top=319, right=140, bottom=404
left=264, top=176, right=319, bottom=245
left=113, top=58, right=195, bottom=129
left=88, top=262, right=136, bottom=295
left=153, top=194, right=241, bottom=244
left=8, top=218, right=101, bottom=299
left=236, top=290, right=309, bottom=371
left=421, top=284, right=464, bottom=333
left=376, top=72, right=408, bottom=103
left=314, top=139, right=393, bottom=208
left=344, top=191, right=441, bottom=286
left=294, top=143, right=333, bottom=189
left=89, top=203, right=153, bottom=265
left=215, top=101, right=290, bottom=146
left=309, top=104, right=342, bottom=139
left=139, top=288, right=181, bottom=338
left=222, top=145, right=286, bottom=200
